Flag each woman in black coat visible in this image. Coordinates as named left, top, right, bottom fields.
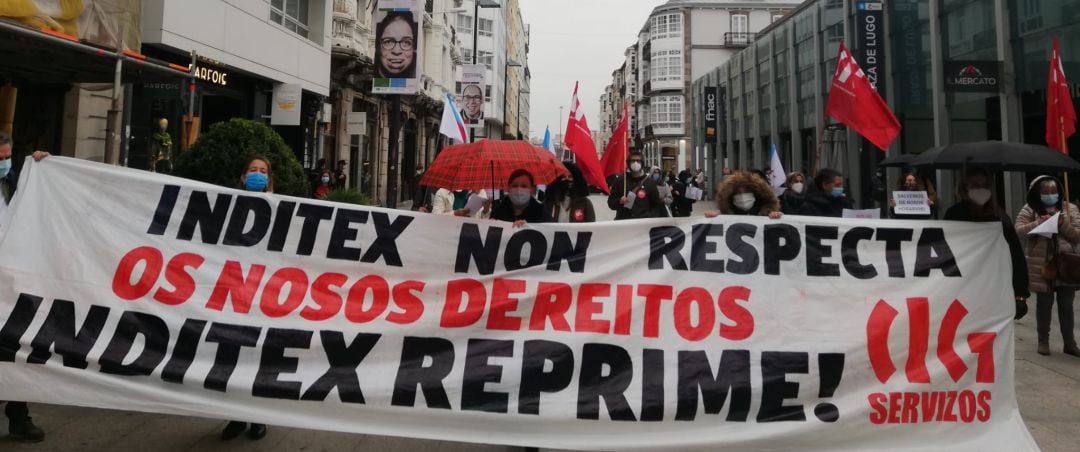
left=543, top=161, right=596, bottom=223
left=491, top=169, right=554, bottom=226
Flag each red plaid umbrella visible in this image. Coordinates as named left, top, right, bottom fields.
left=420, top=140, right=568, bottom=191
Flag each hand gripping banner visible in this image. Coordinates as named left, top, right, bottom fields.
left=0, top=158, right=1038, bottom=451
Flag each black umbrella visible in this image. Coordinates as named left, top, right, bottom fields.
left=878, top=153, right=920, bottom=168
left=908, top=141, right=1080, bottom=172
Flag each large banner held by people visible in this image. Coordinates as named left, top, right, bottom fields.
left=0, top=158, right=1038, bottom=451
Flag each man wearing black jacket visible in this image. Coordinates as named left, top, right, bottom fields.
left=800, top=168, right=854, bottom=217
left=606, top=151, right=668, bottom=220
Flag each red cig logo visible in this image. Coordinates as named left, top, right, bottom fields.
left=866, top=298, right=996, bottom=384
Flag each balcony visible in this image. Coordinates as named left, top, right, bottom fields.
left=723, top=32, right=755, bottom=48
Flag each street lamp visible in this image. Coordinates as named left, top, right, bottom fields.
left=503, top=56, right=522, bottom=139
left=470, top=0, right=501, bottom=142
left=516, top=89, right=530, bottom=139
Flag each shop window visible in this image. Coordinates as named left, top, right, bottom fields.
left=271, top=0, right=310, bottom=39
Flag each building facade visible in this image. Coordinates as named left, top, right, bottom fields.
left=692, top=0, right=1080, bottom=213
left=138, top=0, right=334, bottom=170
left=601, top=0, right=799, bottom=175
left=329, top=0, right=465, bottom=206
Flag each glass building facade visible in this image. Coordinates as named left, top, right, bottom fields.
left=692, top=0, right=1080, bottom=212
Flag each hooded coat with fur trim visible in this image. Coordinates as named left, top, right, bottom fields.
left=715, top=171, right=780, bottom=215
left=1015, top=175, right=1080, bottom=293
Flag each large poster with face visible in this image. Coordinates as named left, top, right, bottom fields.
left=372, top=0, right=423, bottom=95
left=459, top=64, right=486, bottom=128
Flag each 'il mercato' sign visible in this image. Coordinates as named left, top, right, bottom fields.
left=944, top=61, right=1003, bottom=93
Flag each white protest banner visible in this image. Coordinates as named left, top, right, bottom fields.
left=893, top=191, right=932, bottom=216
left=843, top=208, right=882, bottom=219
left=0, top=158, right=1038, bottom=451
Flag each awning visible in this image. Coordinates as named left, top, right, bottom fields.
left=0, top=19, right=193, bottom=85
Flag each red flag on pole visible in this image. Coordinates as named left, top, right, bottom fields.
left=600, top=102, right=629, bottom=176
left=1047, top=37, right=1076, bottom=154
left=825, top=42, right=901, bottom=151
left=564, top=82, right=581, bottom=149
left=566, top=114, right=610, bottom=194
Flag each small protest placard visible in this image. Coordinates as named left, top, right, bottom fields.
left=843, top=208, right=882, bottom=219
left=893, top=191, right=931, bottom=215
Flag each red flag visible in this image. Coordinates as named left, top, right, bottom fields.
left=600, top=102, right=630, bottom=176
left=825, top=42, right=901, bottom=151
left=1047, top=37, right=1076, bottom=153
left=567, top=114, right=610, bottom=194
left=564, top=82, right=581, bottom=149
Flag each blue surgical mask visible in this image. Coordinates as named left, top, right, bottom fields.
left=831, top=187, right=844, bottom=198
left=0, top=159, right=10, bottom=179
left=245, top=172, right=268, bottom=192
left=509, top=188, right=532, bottom=207
left=1041, top=194, right=1060, bottom=206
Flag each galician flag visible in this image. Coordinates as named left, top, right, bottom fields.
left=768, top=143, right=787, bottom=195
left=439, top=94, right=468, bottom=144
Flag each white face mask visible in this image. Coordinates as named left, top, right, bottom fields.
left=791, top=182, right=804, bottom=194
left=629, top=162, right=643, bottom=173
left=967, top=188, right=992, bottom=206
left=733, top=193, right=756, bottom=211
left=509, top=188, right=532, bottom=207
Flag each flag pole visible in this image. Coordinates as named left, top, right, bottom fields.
left=624, top=104, right=630, bottom=197
left=1064, top=116, right=1072, bottom=216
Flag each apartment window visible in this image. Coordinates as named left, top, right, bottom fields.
left=731, top=13, right=748, bottom=34
left=463, top=48, right=473, bottom=62
left=650, top=96, right=683, bottom=129
left=478, top=18, right=494, bottom=37
left=478, top=50, right=493, bottom=68
left=650, top=13, right=682, bottom=39
left=270, top=0, right=309, bottom=38
left=650, top=54, right=682, bottom=83
left=457, top=14, right=473, bottom=34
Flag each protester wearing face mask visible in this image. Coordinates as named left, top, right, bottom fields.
left=778, top=171, right=807, bottom=214
left=543, top=161, right=595, bottom=223
left=314, top=170, right=332, bottom=199
left=889, top=172, right=938, bottom=220
left=606, top=151, right=669, bottom=220
left=490, top=169, right=553, bottom=227
left=799, top=168, right=854, bottom=217
left=1015, top=175, right=1080, bottom=356
left=671, top=170, right=697, bottom=217
left=650, top=166, right=674, bottom=211
left=944, top=167, right=1030, bottom=320
left=222, top=157, right=272, bottom=441
left=703, top=171, right=783, bottom=219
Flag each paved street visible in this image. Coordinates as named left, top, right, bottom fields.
left=2, top=318, right=1077, bottom=451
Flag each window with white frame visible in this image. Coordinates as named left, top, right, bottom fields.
left=650, top=53, right=682, bottom=83
left=457, top=14, right=473, bottom=34
left=650, top=96, right=683, bottom=129
left=731, top=13, right=749, bottom=35
left=650, top=13, right=682, bottom=40
left=478, top=18, right=493, bottom=37
left=478, top=50, right=493, bottom=68
left=463, top=48, right=473, bottom=62
left=270, top=0, right=309, bottom=38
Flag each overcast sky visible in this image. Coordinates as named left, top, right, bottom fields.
left=520, top=0, right=666, bottom=139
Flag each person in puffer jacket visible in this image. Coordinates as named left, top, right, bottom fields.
left=1015, top=175, right=1080, bottom=357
